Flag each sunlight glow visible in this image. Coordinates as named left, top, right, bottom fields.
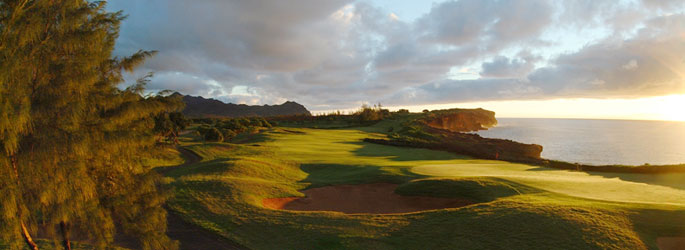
left=655, top=95, right=685, bottom=122
left=378, top=94, right=685, bottom=122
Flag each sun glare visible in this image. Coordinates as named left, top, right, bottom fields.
left=657, top=95, right=685, bottom=122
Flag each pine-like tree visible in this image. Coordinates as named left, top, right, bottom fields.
left=1, top=1, right=180, bottom=249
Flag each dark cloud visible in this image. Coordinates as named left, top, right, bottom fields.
left=108, top=0, right=685, bottom=111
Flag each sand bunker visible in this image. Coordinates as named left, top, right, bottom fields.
left=657, top=237, right=685, bottom=250
left=262, top=183, right=473, bottom=214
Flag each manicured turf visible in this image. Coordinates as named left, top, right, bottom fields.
left=165, top=126, right=685, bottom=249
left=413, top=164, right=685, bottom=206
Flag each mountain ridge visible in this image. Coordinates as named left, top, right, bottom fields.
left=177, top=93, right=311, bottom=118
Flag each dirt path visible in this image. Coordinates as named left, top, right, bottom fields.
left=162, top=147, right=246, bottom=250
left=263, top=183, right=473, bottom=214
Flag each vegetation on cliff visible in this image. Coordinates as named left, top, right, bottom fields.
left=365, top=108, right=543, bottom=162
left=421, top=108, right=498, bottom=132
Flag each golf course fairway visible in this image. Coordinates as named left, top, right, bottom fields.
left=164, top=127, right=685, bottom=249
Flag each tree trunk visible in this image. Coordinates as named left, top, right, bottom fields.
left=172, top=130, right=179, bottom=145
left=20, top=219, right=39, bottom=250
left=60, top=221, right=72, bottom=250
left=11, top=155, right=39, bottom=250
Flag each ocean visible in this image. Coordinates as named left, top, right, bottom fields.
left=475, top=118, right=685, bottom=166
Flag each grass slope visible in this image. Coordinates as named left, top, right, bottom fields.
left=165, top=126, right=685, bottom=250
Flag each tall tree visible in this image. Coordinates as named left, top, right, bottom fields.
left=1, top=1, right=179, bottom=249
left=154, top=111, right=189, bottom=144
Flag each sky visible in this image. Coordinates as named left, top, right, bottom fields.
left=107, top=0, right=685, bottom=121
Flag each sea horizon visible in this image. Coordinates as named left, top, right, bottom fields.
left=477, top=117, right=685, bottom=166
left=494, top=116, right=685, bottom=123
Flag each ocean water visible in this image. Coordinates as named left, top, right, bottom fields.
left=475, top=118, right=685, bottom=166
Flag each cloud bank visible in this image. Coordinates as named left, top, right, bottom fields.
left=108, top=0, right=685, bottom=111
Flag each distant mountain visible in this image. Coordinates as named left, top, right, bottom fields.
left=177, top=93, right=311, bottom=118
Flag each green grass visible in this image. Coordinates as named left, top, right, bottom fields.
left=395, top=177, right=543, bottom=202
left=143, top=146, right=185, bottom=168
left=164, top=126, right=685, bottom=249
left=412, top=164, right=685, bottom=206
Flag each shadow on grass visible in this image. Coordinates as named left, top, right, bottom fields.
left=588, top=171, right=685, bottom=191
left=344, top=141, right=469, bottom=162
left=379, top=202, right=650, bottom=250
left=230, top=132, right=272, bottom=144
left=299, top=164, right=422, bottom=188
left=629, top=207, right=685, bottom=249
left=167, top=158, right=235, bottom=178
left=524, top=165, right=685, bottom=191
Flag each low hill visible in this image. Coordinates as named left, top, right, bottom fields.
left=179, top=94, right=311, bottom=118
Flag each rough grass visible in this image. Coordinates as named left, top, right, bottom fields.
left=164, top=126, right=685, bottom=250
left=143, top=146, right=185, bottom=168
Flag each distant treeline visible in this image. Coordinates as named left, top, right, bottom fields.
left=271, top=104, right=410, bottom=128
left=193, top=117, right=272, bottom=142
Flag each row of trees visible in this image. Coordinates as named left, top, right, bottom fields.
left=195, top=117, right=272, bottom=142
left=1, top=1, right=178, bottom=249
left=268, top=104, right=415, bottom=129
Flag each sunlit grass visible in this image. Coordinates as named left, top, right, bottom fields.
left=166, top=126, right=685, bottom=249
left=413, top=164, right=685, bottom=206
left=143, top=146, right=185, bottom=168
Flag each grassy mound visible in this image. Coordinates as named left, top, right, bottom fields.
left=143, top=146, right=185, bottom=168
left=395, top=177, right=541, bottom=202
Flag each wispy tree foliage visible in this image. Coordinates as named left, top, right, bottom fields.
left=1, top=1, right=179, bottom=249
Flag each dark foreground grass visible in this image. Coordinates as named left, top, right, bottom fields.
left=0, top=240, right=129, bottom=250
left=162, top=127, right=685, bottom=249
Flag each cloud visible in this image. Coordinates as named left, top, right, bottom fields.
left=108, top=0, right=685, bottom=111
left=480, top=52, right=540, bottom=78
left=416, top=0, right=552, bottom=50
left=622, top=59, right=638, bottom=70
left=528, top=14, right=685, bottom=98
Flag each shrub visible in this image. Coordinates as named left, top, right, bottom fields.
left=220, top=129, right=237, bottom=141
left=203, top=127, right=224, bottom=142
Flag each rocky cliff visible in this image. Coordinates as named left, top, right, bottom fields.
left=366, top=107, right=542, bottom=162
left=421, top=108, right=497, bottom=132
left=422, top=126, right=543, bottom=161
left=179, top=94, right=311, bottom=118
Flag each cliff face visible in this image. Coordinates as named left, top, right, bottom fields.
left=422, top=108, right=497, bottom=132
left=423, top=126, right=542, bottom=161
left=180, top=94, right=311, bottom=118
left=371, top=107, right=541, bottom=162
